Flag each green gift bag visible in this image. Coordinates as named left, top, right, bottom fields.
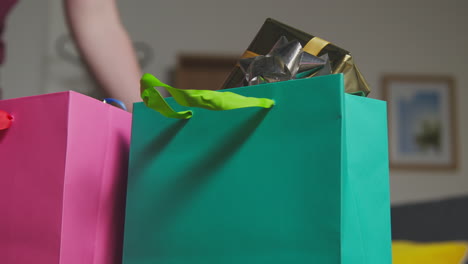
left=123, top=73, right=392, bottom=264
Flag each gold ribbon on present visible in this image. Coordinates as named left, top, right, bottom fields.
left=333, top=54, right=371, bottom=96
left=240, top=36, right=371, bottom=95
left=303, top=37, right=330, bottom=56
left=240, top=50, right=259, bottom=59
left=240, top=37, right=330, bottom=59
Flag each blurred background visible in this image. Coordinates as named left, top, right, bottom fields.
left=2, top=0, right=466, bottom=209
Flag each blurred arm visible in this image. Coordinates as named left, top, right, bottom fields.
left=64, top=0, right=141, bottom=111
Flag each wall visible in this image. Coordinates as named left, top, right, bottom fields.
left=3, top=0, right=467, bottom=204
left=2, top=1, right=49, bottom=99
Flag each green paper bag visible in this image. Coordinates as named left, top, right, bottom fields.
left=123, top=74, right=392, bottom=264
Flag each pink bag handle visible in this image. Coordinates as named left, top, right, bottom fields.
left=0, top=110, right=13, bottom=130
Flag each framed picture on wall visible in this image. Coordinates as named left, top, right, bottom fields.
left=382, top=75, right=457, bottom=170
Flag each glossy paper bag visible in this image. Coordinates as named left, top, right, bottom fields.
left=123, top=74, right=392, bottom=263
left=0, top=91, right=131, bottom=264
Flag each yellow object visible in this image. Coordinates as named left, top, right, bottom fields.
left=303, top=37, right=330, bottom=56
left=392, top=241, right=468, bottom=264
left=240, top=50, right=259, bottom=59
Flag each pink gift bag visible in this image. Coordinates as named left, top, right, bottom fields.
left=0, top=91, right=131, bottom=264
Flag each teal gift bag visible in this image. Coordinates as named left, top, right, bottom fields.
left=123, top=73, right=392, bottom=264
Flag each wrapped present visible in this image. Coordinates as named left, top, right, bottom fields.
left=238, top=35, right=332, bottom=86
left=222, top=18, right=370, bottom=96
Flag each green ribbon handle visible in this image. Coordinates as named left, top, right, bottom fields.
left=140, top=73, right=275, bottom=119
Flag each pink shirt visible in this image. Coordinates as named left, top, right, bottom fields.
left=0, top=0, right=17, bottom=64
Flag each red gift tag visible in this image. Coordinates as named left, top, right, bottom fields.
left=0, top=110, right=13, bottom=130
